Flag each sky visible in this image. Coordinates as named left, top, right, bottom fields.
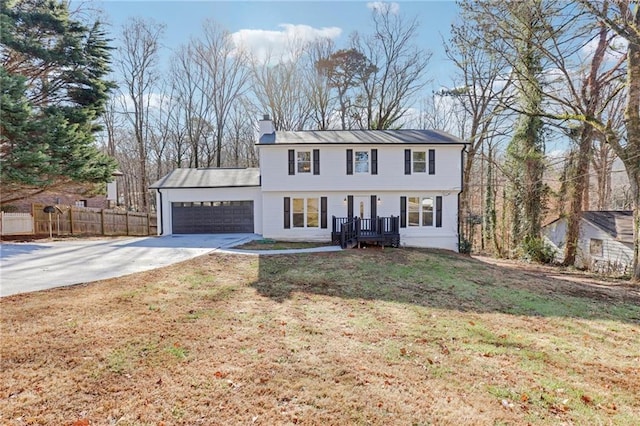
left=83, top=0, right=461, bottom=91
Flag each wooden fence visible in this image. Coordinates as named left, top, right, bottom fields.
left=31, top=204, right=157, bottom=237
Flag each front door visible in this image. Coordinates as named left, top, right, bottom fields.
left=353, top=196, right=370, bottom=220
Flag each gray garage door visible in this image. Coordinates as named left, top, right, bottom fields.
left=171, top=201, right=254, bottom=234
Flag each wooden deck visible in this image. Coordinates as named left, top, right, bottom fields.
left=331, top=216, right=400, bottom=249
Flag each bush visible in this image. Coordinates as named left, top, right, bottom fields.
left=458, top=238, right=473, bottom=255
left=520, top=236, right=556, bottom=264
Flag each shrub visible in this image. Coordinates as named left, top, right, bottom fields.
left=520, top=236, right=556, bottom=264
left=458, top=238, right=473, bottom=255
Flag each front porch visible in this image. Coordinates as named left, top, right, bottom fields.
left=331, top=216, right=400, bottom=249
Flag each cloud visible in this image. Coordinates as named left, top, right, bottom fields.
left=366, top=2, right=400, bottom=15
left=231, top=24, right=341, bottom=64
left=581, top=33, right=627, bottom=63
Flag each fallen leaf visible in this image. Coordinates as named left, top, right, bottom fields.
left=581, top=395, right=592, bottom=405
left=400, top=348, right=407, bottom=356
left=521, top=393, right=529, bottom=403
left=214, top=371, right=227, bottom=379
left=72, top=420, right=90, bottom=426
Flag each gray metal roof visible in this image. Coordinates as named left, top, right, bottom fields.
left=582, top=211, right=634, bottom=244
left=259, top=129, right=466, bottom=145
left=149, top=168, right=260, bottom=189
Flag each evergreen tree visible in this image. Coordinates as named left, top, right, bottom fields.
left=0, top=0, right=116, bottom=203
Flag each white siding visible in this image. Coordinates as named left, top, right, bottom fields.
left=261, top=191, right=460, bottom=251
left=155, top=187, right=262, bottom=235
left=258, top=144, right=463, bottom=193
left=543, top=217, right=633, bottom=274
left=577, top=220, right=633, bottom=274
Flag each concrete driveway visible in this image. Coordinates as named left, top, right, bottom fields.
left=0, top=234, right=258, bottom=297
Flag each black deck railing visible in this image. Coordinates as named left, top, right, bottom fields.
left=332, top=216, right=400, bottom=249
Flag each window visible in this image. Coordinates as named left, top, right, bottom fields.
left=590, top=239, right=603, bottom=257
left=75, top=200, right=87, bottom=207
left=402, top=196, right=440, bottom=228
left=297, top=151, right=311, bottom=173
left=355, top=151, right=369, bottom=173
left=413, top=152, right=426, bottom=173
left=292, top=198, right=319, bottom=228
left=422, top=197, right=433, bottom=226
left=408, top=197, right=420, bottom=226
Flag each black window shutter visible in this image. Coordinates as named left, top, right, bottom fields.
left=313, top=149, right=320, bottom=175
left=288, top=150, right=295, bottom=175
left=370, top=195, right=377, bottom=219
left=404, top=149, right=411, bottom=175
left=320, top=196, right=327, bottom=228
left=400, top=196, right=407, bottom=228
left=347, top=195, right=354, bottom=218
left=346, top=149, right=353, bottom=175
left=284, top=197, right=291, bottom=229
left=436, top=196, right=442, bottom=227
left=371, top=149, right=378, bottom=175
left=429, top=149, right=436, bottom=175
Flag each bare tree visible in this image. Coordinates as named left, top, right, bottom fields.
left=304, top=38, right=336, bottom=130
left=116, top=17, right=165, bottom=211
left=443, top=9, right=514, bottom=250
left=251, top=48, right=312, bottom=131
left=192, top=20, right=251, bottom=167
left=351, top=5, right=432, bottom=129
left=578, top=0, right=640, bottom=281
left=169, top=43, right=215, bottom=168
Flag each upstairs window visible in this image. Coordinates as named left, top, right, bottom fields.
left=297, top=151, right=311, bottom=173
left=413, top=152, right=426, bottom=173
left=405, top=149, right=435, bottom=174
left=355, top=151, right=369, bottom=173
left=289, top=149, right=319, bottom=175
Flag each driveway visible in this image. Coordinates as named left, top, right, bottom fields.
left=0, top=234, right=258, bottom=297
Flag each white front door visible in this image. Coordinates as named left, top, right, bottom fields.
left=354, top=196, right=370, bottom=219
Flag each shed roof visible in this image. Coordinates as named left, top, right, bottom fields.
left=581, top=211, right=634, bottom=244
left=149, top=168, right=260, bottom=189
left=259, top=129, right=466, bottom=145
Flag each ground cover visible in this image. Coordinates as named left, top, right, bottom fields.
left=1, top=248, right=639, bottom=425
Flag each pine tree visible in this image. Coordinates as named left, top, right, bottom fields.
left=0, top=0, right=117, bottom=203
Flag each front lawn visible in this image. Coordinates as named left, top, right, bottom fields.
left=1, top=248, right=639, bottom=425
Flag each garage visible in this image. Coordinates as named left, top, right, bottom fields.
left=150, top=168, right=262, bottom=236
left=171, top=201, right=254, bottom=234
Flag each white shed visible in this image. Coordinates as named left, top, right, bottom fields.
left=543, top=211, right=634, bottom=275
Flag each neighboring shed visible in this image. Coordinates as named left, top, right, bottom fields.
left=149, top=168, right=261, bottom=235
left=543, top=211, right=634, bottom=275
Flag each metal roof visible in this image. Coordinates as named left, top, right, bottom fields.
left=259, top=129, right=466, bottom=145
left=581, top=211, right=634, bottom=244
left=149, top=168, right=260, bottom=189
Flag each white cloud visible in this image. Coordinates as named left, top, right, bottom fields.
left=366, top=2, right=400, bottom=15
left=581, top=33, right=627, bottom=63
left=231, top=24, right=341, bottom=64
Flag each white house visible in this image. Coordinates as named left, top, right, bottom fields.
left=151, top=116, right=468, bottom=251
left=543, top=211, right=634, bottom=275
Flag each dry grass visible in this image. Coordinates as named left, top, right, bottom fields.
left=233, top=239, right=332, bottom=250
left=1, top=248, right=639, bottom=426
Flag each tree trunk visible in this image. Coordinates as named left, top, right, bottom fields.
left=563, top=125, right=593, bottom=266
